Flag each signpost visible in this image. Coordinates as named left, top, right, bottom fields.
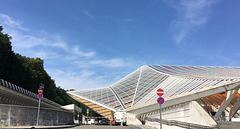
left=157, top=89, right=164, bottom=129
left=87, top=108, right=89, bottom=115
left=36, top=83, right=44, bottom=126
left=38, top=88, right=43, bottom=94
left=87, top=109, right=89, bottom=124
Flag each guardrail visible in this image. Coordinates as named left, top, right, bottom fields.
left=145, top=117, right=218, bottom=129
left=0, top=79, right=62, bottom=108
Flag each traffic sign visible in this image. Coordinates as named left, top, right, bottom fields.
left=37, top=84, right=44, bottom=126
left=39, top=83, right=45, bottom=89
left=38, top=88, right=43, bottom=94
left=37, top=93, right=43, bottom=99
left=157, top=88, right=164, bottom=129
left=157, top=97, right=165, bottom=105
left=157, top=89, right=164, bottom=96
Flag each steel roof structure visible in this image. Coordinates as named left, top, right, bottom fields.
left=68, top=65, right=240, bottom=120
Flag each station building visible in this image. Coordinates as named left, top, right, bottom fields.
left=68, top=65, right=240, bottom=128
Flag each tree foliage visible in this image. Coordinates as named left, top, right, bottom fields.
left=0, top=25, right=99, bottom=117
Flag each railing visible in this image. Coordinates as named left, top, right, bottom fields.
left=0, top=79, right=62, bottom=108
left=145, top=117, right=218, bottom=129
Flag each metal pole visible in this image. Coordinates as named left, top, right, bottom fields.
left=36, top=99, right=41, bottom=126
left=87, top=109, right=89, bottom=125
left=160, top=104, right=162, bottom=129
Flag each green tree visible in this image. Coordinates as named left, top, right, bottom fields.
left=0, top=25, right=32, bottom=89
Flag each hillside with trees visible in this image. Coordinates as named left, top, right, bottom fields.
left=0, top=25, right=99, bottom=117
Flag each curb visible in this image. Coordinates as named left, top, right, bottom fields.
left=1, top=124, right=77, bottom=129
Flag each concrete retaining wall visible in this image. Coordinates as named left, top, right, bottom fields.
left=0, top=104, right=74, bottom=126
left=145, top=101, right=217, bottom=129
left=126, top=113, right=142, bottom=125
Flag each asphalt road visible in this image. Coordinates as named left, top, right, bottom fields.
left=69, top=125, right=133, bottom=129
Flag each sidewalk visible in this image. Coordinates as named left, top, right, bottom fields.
left=0, top=124, right=77, bottom=129
left=130, top=124, right=154, bottom=129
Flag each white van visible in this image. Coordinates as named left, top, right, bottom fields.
left=115, top=111, right=127, bottom=126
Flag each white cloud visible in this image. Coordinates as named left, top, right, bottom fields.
left=71, top=46, right=95, bottom=57
left=15, top=34, right=95, bottom=58
left=47, top=69, right=110, bottom=90
left=0, top=14, right=27, bottom=30
left=0, top=13, right=95, bottom=58
left=90, top=58, right=130, bottom=68
left=72, top=58, right=132, bottom=69
left=0, top=13, right=140, bottom=90
left=168, top=0, right=216, bottom=44
left=31, top=50, right=60, bottom=59
left=83, top=10, right=95, bottom=20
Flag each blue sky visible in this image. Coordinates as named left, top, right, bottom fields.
left=0, top=0, right=240, bottom=90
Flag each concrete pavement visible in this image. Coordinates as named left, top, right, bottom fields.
left=0, top=125, right=76, bottom=129
left=69, top=125, right=133, bottom=129
left=1, top=124, right=155, bottom=129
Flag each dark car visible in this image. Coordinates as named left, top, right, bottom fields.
left=99, top=119, right=109, bottom=125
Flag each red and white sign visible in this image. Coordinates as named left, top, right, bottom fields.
left=157, top=97, right=165, bottom=105
left=38, top=88, right=43, bottom=94
left=157, top=88, right=164, bottom=96
left=38, top=93, right=43, bottom=99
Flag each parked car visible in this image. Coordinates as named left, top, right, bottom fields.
left=99, top=119, right=109, bottom=125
